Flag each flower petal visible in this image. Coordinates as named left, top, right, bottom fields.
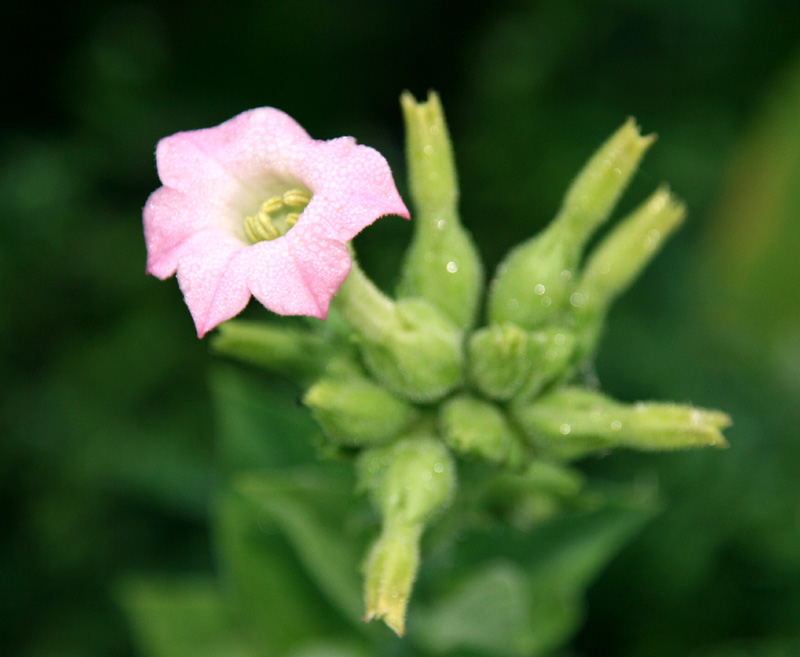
left=173, top=230, right=251, bottom=337
left=243, top=234, right=352, bottom=319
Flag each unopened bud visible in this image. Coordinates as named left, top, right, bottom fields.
left=358, top=298, right=464, bottom=403
left=489, top=119, right=654, bottom=329
left=303, top=376, right=418, bottom=447
left=573, top=186, right=686, bottom=360
left=515, top=327, right=577, bottom=402
left=514, top=387, right=731, bottom=460
left=467, top=323, right=531, bottom=400
left=398, top=91, right=483, bottom=329
left=439, top=394, right=514, bottom=463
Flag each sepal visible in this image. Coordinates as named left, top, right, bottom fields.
left=398, top=91, right=483, bottom=329
left=513, top=387, right=731, bottom=460
left=489, top=119, right=654, bottom=329
left=303, top=376, right=419, bottom=447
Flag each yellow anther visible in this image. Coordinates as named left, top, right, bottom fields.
left=286, top=212, right=300, bottom=228
left=283, top=189, right=311, bottom=208
left=260, top=196, right=284, bottom=214
left=244, top=214, right=279, bottom=243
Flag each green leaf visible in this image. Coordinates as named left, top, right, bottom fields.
left=118, top=577, right=255, bottom=657
left=233, top=464, right=368, bottom=627
left=213, top=485, right=347, bottom=654
left=411, top=491, right=656, bottom=656
left=209, top=364, right=317, bottom=476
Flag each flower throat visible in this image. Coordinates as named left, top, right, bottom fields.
left=244, top=188, right=311, bottom=243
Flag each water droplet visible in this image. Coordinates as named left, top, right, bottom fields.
left=446, top=261, right=458, bottom=273
left=541, top=296, right=552, bottom=307
left=433, top=462, right=444, bottom=473
left=553, top=333, right=566, bottom=346
left=559, top=423, right=571, bottom=435
left=423, top=145, right=434, bottom=155
left=534, top=284, right=546, bottom=295
left=561, top=269, right=572, bottom=281
left=612, top=167, right=622, bottom=176
left=422, top=471, right=432, bottom=481
left=436, top=218, right=447, bottom=230
left=570, top=292, right=585, bottom=307
left=647, top=228, right=661, bottom=241
left=508, top=298, right=520, bottom=310
left=429, top=124, right=440, bottom=136
left=611, top=420, right=622, bottom=431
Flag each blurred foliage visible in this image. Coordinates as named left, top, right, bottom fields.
left=2, top=0, right=800, bottom=656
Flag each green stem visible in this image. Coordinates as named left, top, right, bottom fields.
left=334, top=255, right=397, bottom=342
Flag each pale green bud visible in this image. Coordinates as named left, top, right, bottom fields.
left=467, top=323, right=531, bottom=400
left=489, top=119, right=655, bottom=329
left=439, top=394, right=513, bottom=463
left=335, top=260, right=463, bottom=403
left=358, top=298, right=464, bottom=403
left=359, top=435, right=456, bottom=635
left=573, top=185, right=686, bottom=360
left=514, top=327, right=577, bottom=402
left=362, top=522, right=421, bottom=637
left=358, top=435, right=456, bottom=526
left=513, top=387, right=731, bottom=460
left=398, top=91, right=483, bottom=329
left=211, top=320, right=334, bottom=384
left=303, top=376, right=418, bottom=447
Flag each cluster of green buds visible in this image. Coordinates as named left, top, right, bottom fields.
left=213, top=92, right=730, bottom=635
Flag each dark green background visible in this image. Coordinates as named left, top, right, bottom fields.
left=3, top=1, right=800, bottom=655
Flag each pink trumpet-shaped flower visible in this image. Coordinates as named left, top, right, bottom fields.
left=144, top=108, right=409, bottom=337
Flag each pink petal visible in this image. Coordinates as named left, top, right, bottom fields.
left=242, top=234, right=352, bottom=319
left=173, top=230, right=251, bottom=337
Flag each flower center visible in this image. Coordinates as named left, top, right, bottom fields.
left=244, top=188, right=311, bottom=244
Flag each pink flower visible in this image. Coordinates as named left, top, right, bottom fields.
left=144, top=108, right=409, bottom=337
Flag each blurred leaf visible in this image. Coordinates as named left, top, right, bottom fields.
left=234, top=465, right=367, bottom=627
left=210, top=364, right=318, bottom=476
left=119, top=577, right=255, bottom=657
left=411, top=490, right=657, bottom=656
left=214, top=487, right=345, bottom=654
left=703, top=47, right=800, bottom=377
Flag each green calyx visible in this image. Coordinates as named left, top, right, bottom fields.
left=397, top=91, right=484, bottom=329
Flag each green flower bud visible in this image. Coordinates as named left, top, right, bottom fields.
left=335, top=260, right=463, bottom=403
left=211, top=320, right=334, bottom=384
left=489, top=119, right=654, bottom=329
left=358, top=298, right=464, bottom=403
left=572, top=185, right=686, bottom=360
left=467, top=323, right=531, bottom=400
left=398, top=91, right=483, bottom=329
left=439, top=394, right=514, bottom=463
left=303, top=376, right=419, bottom=447
left=514, top=327, right=577, bottom=402
left=513, top=387, right=731, bottom=460
left=359, top=436, right=456, bottom=635
left=359, top=435, right=456, bottom=526
left=362, top=522, right=421, bottom=636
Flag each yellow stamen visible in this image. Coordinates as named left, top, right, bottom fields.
left=283, top=189, right=311, bottom=208
left=244, top=213, right=280, bottom=243
left=286, top=212, right=300, bottom=228
left=260, top=196, right=284, bottom=213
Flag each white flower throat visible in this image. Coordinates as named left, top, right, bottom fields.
left=244, top=188, right=311, bottom=243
